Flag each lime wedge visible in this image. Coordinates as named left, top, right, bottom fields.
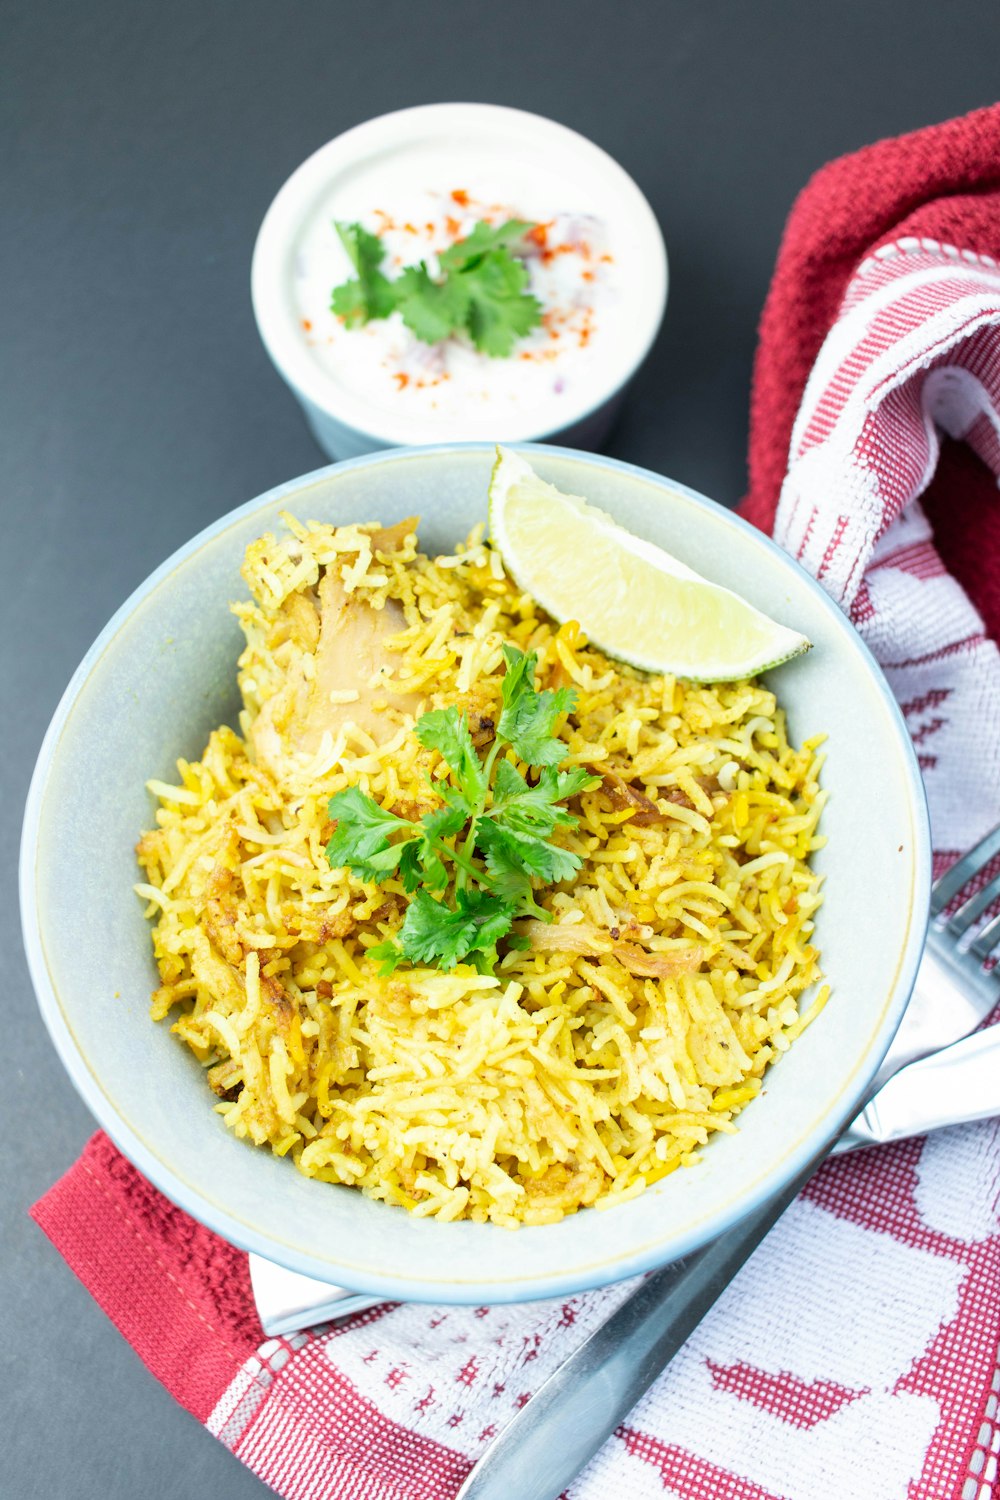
left=488, top=447, right=810, bottom=681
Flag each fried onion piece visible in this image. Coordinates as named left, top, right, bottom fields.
left=594, top=766, right=671, bottom=825
left=520, top=920, right=704, bottom=977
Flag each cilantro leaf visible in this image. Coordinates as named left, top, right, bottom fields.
left=396, top=887, right=516, bottom=970
left=470, top=819, right=535, bottom=906
left=329, top=278, right=371, bottom=326
left=336, top=220, right=382, bottom=275
left=368, top=938, right=407, bottom=975
left=504, top=931, right=533, bottom=951
left=464, top=251, right=543, bottom=357
left=347, top=843, right=411, bottom=885
left=546, top=764, right=602, bottom=802
left=331, top=222, right=397, bottom=325
left=416, top=707, right=487, bottom=805
left=395, top=262, right=471, bottom=345
left=489, top=758, right=562, bottom=833
left=496, top=644, right=577, bottom=767
left=405, top=802, right=469, bottom=893
left=437, top=219, right=534, bottom=275
left=421, top=802, right=469, bottom=842
left=325, top=787, right=415, bottom=881
left=476, top=817, right=581, bottom=892
left=505, top=681, right=577, bottom=766
left=487, top=758, right=579, bottom=837
left=498, top=642, right=536, bottom=714
left=328, top=218, right=541, bottom=357
left=325, top=646, right=597, bottom=975
left=437, top=782, right=477, bottom=818
left=396, top=840, right=425, bottom=895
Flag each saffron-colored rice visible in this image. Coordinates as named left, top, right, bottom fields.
left=136, top=513, right=827, bottom=1227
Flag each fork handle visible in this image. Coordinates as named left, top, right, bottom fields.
left=455, top=1153, right=822, bottom=1500
left=850, top=1020, right=1000, bottom=1147
left=869, top=940, right=998, bottom=1089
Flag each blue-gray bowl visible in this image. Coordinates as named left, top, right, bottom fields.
left=20, top=444, right=930, bottom=1303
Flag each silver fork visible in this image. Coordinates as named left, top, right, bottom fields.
left=862, top=821, right=1000, bottom=1087
left=455, top=825, right=1000, bottom=1500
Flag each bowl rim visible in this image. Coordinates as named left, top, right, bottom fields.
left=20, top=441, right=931, bottom=1301
left=250, top=102, right=669, bottom=446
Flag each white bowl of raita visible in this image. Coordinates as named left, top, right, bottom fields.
left=251, top=104, right=668, bottom=458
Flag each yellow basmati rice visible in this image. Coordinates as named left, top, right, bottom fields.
left=135, top=513, right=827, bottom=1227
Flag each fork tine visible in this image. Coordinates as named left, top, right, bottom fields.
left=970, top=911, right=1000, bottom=963
left=945, top=870, right=1000, bottom=939
left=930, top=824, right=1000, bottom=917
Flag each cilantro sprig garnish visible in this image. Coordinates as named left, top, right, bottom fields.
left=330, top=219, right=543, bottom=358
left=324, top=644, right=599, bottom=974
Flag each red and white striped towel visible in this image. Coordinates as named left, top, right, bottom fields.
left=760, top=240, right=1000, bottom=861
left=34, top=105, right=1000, bottom=1500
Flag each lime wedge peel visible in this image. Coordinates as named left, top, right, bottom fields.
left=487, top=447, right=811, bottom=683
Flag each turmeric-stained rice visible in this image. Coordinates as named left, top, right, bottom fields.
left=136, top=513, right=827, bottom=1227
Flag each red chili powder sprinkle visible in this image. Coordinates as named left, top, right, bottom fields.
left=403, top=222, right=418, bottom=234
left=445, top=215, right=461, bottom=238
left=394, top=373, right=410, bottom=390
left=527, top=221, right=554, bottom=250
left=451, top=189, right=470, bottom=206
left=541, top=242, right=575, bottom=266
left=301, top=319, right=313, bottom=331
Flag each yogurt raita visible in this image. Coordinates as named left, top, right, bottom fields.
left=252, top=105, right=668, bottom=457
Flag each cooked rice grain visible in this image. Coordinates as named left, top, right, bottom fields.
left=136, top=514, right=827, bottom=1227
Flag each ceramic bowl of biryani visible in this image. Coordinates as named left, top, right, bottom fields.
left=21, top=444, right=929, bottom=1302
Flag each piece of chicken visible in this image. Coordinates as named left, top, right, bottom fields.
left=249, top=519, right=421, bottom=776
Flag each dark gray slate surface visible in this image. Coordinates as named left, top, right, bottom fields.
left=3, top=3, right=995, bottom=1494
